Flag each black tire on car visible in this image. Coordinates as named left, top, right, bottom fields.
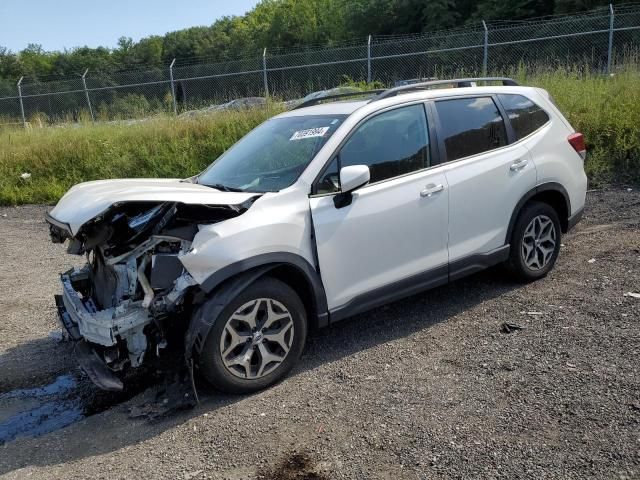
left=507, top=201, right=562, bottom=282
left=198, top=277, right=307, bottom=394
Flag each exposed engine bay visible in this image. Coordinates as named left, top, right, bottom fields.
left=47, top=199, right=256, bottom=389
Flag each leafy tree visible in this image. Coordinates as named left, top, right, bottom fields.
left=19, top=44, right=55, bottom=78
left=468, top=0, right=555, bottom=21
left=421, top=0, right=460, bottom=33
left=555, top=0, right=611, bottom=13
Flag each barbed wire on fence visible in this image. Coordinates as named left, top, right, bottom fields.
left=1, top=3, right=639, bottom=126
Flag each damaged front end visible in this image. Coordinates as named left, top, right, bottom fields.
left=47, top=200, right=253, bottom=390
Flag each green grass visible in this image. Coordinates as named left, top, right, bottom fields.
left=1, top=68, right=639, bottom=205
left=524, top=66, right=640, bottom=186
left=0, top=106, right=283, bottom=205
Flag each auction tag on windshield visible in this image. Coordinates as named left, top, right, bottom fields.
left=290, top=126, right=330, bottom=141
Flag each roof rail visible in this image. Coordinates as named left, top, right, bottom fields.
left=293, top=90, right=386, bottom=110
left=370, top=77, right=519, bottom=102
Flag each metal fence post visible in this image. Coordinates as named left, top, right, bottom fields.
left=607, top=4, right=615, bottom=74
left=262, top=48, right=269, bottom=97
left=169, top=58, right=178, bottom=115
left=81, top=68, right=95, bottom=122
left=482, top=21, right=489, bottom=76
left=367, top=35, right=372, bottom=83
left=16, top=76, right=26, bottom=128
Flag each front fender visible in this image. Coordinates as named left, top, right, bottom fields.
left=185, top=253, right=330, bottom=361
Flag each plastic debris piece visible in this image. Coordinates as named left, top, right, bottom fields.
left=501, top=322, right=525, bottom=334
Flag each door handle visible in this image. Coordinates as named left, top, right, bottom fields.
left=510, top=158, right=529, bottom=171
left=420, top=183, right=445, bottom=197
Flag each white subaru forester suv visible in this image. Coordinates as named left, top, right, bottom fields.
left=46, top=78, right=587, bottom=393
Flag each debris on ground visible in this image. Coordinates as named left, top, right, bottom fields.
left=624, top=292, right=640, bottom=299
left=501, top=322, right=525, bottom=334
left=128, top=373, right=196, bottom=420
left=588, top=258, right=596, bottom=263
left=48, top=330, right=64, bottom=343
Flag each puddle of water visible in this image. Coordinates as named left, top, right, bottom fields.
left=0, top=375, right=85, bottom=444
left=0, top=362, right=195, bottom=444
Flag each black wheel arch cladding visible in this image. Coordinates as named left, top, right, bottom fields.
left=185, top=266, right=275, bottom=363
left=506, top=182, right=571, bottom=245
left=185, top=253, right=329, bottom=362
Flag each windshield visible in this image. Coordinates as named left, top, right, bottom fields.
left=197, top=114, right=347, bottom=192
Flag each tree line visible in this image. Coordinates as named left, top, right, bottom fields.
left=0, top=0, right=612, bottom=84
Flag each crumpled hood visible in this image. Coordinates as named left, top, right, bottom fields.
left=48, top=178, right=259, bottom=234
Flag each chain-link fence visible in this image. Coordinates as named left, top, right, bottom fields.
left=1, top=3, right=639, bottom=127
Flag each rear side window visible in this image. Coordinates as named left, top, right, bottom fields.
left=435, top=97, right=507, bottom=161
left=498, top=94, right=550, bottom=140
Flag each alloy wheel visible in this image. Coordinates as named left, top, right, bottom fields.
left=521, top=214, right=557, bottom=271
left=219, top=298, right=294, bottom=379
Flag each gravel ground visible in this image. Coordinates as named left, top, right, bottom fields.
left=0, top=189, right=639, bottom=479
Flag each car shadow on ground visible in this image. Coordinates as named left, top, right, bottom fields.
left=0, top=267, right=522, bottom=475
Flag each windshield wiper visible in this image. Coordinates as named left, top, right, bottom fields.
left=205, top=183, right=245, bottom=193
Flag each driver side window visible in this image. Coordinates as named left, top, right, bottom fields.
left=341, top=104, right=430, bottom=184
left=316, top=104, right=430, bottom=195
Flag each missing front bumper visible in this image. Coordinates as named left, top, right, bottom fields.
left=55, top=268, right=155, bottom=389
left=55, top=294, right=124, bottom=391
left=58, top=269, right=150, bottom=348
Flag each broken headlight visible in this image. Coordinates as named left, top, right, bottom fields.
left=128, top=204, right=164, bottom=230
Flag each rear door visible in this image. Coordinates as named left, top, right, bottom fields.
left=309, top=103, right=449, bottom=311
left=431, top=95, right=536, bottom=270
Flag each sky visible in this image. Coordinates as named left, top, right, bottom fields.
left=0, top=0, right=261, bottom=52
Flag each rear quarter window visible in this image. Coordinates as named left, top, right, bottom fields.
left=498, top=94, right=550, bottom=140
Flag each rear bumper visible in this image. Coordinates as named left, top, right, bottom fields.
left=567, top=206, right=584, bottom=231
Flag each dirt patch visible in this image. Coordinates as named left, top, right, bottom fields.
left=257, top=452, right=328, bottom=480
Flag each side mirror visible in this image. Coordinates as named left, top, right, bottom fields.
left=339, top=165, right=370, bottom=193
left=334, top=165, right=370, bottom=208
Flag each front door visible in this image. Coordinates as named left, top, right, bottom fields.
left=309, top=103, right=449, bottom=312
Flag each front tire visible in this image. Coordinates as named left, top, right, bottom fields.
left=507, top=201, right=562, bottom=282
left=197, top=277, right=307, bottom=394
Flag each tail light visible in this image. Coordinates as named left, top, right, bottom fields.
left=568, top=133, right=586, bottom=160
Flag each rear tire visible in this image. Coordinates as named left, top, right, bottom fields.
left=197, top=277, right=307, bottom=394
left=507, top=201, right=561, bottom=282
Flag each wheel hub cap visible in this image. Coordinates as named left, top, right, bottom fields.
left=219, top=298, right=294, bottom=380
left=252, top=331, right=264, bottom=345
